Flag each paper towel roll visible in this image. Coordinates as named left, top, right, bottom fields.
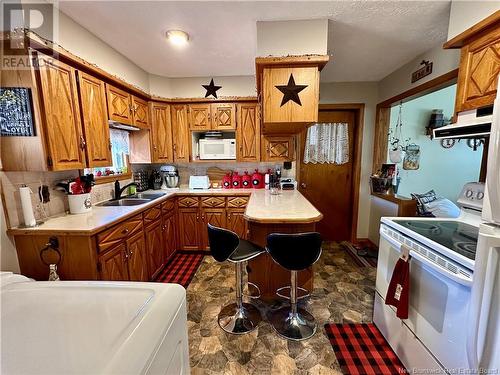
left=19, top=185, right=36, bottom=227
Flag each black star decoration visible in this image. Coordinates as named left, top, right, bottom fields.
left=202, top=79, right=222, bottom=99
left=275, top=74, right=308, bottom=107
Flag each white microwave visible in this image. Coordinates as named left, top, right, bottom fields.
left=199, top=139, right=236, bottom=160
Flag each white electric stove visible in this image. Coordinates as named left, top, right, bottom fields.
left=374, top=182, right=484, bottom=372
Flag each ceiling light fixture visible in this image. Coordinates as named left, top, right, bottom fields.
left=166, top=30, right=189, bottom=46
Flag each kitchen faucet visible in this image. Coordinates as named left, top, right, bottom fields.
left=114, top=180, right=137, bottom=200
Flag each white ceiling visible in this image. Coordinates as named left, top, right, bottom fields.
left=58, top=1, right=451, bottom=82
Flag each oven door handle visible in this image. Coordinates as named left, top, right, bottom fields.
left=380, top=230, right=473, bottom=288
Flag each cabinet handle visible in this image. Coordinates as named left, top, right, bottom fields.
left=201, top=214, right=205, bottom=222
left=196, top=214, right=199, bottom=221
left=79, top=135, right=86, bottom=150
left=129, top=250, right=133, bottom=256
left=227, top=213, right=231, bottom=222
left=108, top=141, right=112, bottom=150
left=153, top=145, right=157, bottom=151
left=122, top=228, right=129, bottom=234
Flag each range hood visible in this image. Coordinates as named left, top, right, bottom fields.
left=433, top=107, right=492, bottom=139
left=108, top=121, right=141, bottom=132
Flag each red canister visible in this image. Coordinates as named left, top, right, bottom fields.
left=222, top=173, right=232, bottom=189
left=231, top=171, right=242, bottom=189
left=241, top=171, right=251, bottom=188
left=251, top=169, right=264, bottom=189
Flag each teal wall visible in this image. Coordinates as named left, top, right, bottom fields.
left=387, top=84, right=482, bottom=203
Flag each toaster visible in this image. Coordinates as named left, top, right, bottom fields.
left=189, top=175, right=210, bottom=190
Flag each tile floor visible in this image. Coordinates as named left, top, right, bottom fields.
left=186, top=242, right=377, bottom=375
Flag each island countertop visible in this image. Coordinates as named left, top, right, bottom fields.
left=8, top=187, right=322, bottom=235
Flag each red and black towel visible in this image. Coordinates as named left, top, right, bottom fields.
left=385, top=246, right=411, bottom=319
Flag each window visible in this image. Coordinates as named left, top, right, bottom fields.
left=84, top=129, right=130, bottom=181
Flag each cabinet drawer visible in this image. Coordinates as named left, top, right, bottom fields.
left=227, top=196, right=249, bottom=208
left=201, top=196, right=226, bottom=208
left=162, top=198, right=176, bottom=213
left=97, top=214, right=143, bottom=252
left=143, top=204, right=162, bottom=226
left=178, top=196, right=199, bottom=207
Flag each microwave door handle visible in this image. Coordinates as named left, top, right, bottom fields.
left=379, top=230, right=473, bottom=287
left=467, top=230, right=500, bottom=370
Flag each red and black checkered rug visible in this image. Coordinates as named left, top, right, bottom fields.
left=155, top=251, right=204, bottom=288
left=324, top=323, right=406, bottom=375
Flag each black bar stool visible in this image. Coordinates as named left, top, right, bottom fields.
left=266, top=232, right=322, bottom=341
left=207, top=223, right=264, bottom=334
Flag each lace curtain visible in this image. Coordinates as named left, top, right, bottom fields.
left=303, top=123, right=349, bottom=164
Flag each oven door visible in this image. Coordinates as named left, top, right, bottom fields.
left=375, top=225, right=471, bottom=371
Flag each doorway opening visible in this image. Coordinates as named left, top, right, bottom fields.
left=297, top=104, right=364, bottom=242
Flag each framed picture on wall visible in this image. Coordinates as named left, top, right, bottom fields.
left=0, top=87, right=36, bottom=137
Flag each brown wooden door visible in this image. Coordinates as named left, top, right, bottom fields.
left=211, top=103, right=236, bottom=130
left=200, top=208, right=227, bottom=249
left=106, top=84, right=132, bottom=125
left=150, top=102, right=173, bottom=163
left=455, top=28, right=500, bottom=113
left=145, top=220, right=164, bottom=279
left=126, top=231, right=148, bottom=281
left=178, top=208, right=200, bottom=250
left=132, top=96, right=149, bottom=128
left=77, top=72, right=112, bottom=168
left=299, top=110, right=356, bottom=241
left=36, top=54, right=86, bottom=170
left=262, top=135, right=294, bottom=162
left=98, top=243, right=129, bottom=281
left=237, top=103, right=260, bottom=162
left=163, top=213, right=177, bottom=261
left=226, top=209, right=247, bottom=239
left=171, top=105, right=190, bottom=162
left=188, top=104, right=211, bottom=130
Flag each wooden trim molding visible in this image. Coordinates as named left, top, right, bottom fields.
left=443, top=11, right=500, bottom=49
left=372, top=193, right=417, bottom=217
left=93, top=172, right=132, bottom=185
left=372, top=69, right=459, bottom=173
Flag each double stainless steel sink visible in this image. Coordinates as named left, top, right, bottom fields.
left=97, top=192, right=166, bottom=207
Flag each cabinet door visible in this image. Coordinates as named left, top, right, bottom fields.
left=455, top=28, right=500, bottom=113
left=106, top=84, right=132, bottom=125
left=226, top=209, right=247, bottom=239
left=178, top=208, right=200, bottom=251
left=237, top=103, right=260, bottom=161
left=200, top=208, right=227, bottom=250
left=188, top=104, right=211, bottom=130
left=126, top=231, right=149, bottom=281
left=77, top=72, right=112, bottom=168
left=212, top=103, right=236, bottom=130
left=171, top=105, right=190, bottom=162
left=132, top=96, right=149, bottom=128
left=36, top=54, right=86, bottom=170
left=145, top=219, right=164, bottom=279
left=150, top=102, right=173, bottom=163
left=163, top=213, right=177, bottom=261
left=262, top=136, right=294, bottom=161
left=98, top=243, right=129, bottom=281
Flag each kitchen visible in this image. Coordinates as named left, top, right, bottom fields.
left=1, top=1, right=500, bottom=374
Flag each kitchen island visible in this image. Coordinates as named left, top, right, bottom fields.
left=9, top=188, right=322, bottom=288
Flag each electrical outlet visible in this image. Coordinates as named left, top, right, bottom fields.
left=34, top=203, right=43, bottom=220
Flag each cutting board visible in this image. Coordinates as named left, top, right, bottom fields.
left=207, top=167, right=231, bottom=184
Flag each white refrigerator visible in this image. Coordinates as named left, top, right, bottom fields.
left=467, top=80, right=500, bottom=371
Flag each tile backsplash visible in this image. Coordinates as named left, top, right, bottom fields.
left=1, top=161, right=295, bottom=228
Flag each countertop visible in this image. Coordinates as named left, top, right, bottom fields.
left=9, top=187, right=322, bottom=235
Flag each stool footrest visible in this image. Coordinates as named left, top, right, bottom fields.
left=276, top=286, right=310, bottom=300
left=244, top=282, right=261, bottom=299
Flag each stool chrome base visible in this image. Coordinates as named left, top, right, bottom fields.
left=218, top=302, right=262, bottom=335
left=270, top=306, right=317, bottom=341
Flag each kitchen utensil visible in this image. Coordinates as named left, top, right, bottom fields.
left=68, top=193, right=92, bottom=214
left=207, top=166, right=230, bottom=186
left=151, top=170, right=163, bottom=190
left=133, top=170, right=149, bottom=192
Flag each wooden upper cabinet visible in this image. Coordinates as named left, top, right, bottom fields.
left=212, top=103, right=236, bottom=130
left=261, top=135, right=295, bottom=162
left=36, top=54, right=86, bottom=170
left=455, top=28, right=500, bottom=113
left=188, top=104, right=211, bottom=130
left=106, top=84, right=132, bottom=125
left=150, top=102, right=173, bottom=163
left=77, top=72, right=112, bottom=168
left=237, top=103, right=260, bottom=162
left=171, top=104, right=190, bottom=162
left=132, top=96, right=149, bottom=128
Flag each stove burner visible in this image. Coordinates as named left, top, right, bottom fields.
left=454, top=241, right=476, bottom=255
left=405, top=221, right=440, bottom=232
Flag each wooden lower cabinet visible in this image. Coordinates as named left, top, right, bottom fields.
left=178, top=208, right=200, bottom=251
left=98, top=243, right=128, bottom=281
left=163, top=213, right=177, bottom=261
left=145, top=219, right=165, bottom=279
left=200, top=208, right=227, bottom=249
left=126, top=231, right=149, bottom=281
left=226, top=209, right=247, bottom=239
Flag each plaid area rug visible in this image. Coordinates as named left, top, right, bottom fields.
left=155, top=251, right=204, bottom=288
left=324, top=323, right=406, bottom=375
left=341, top=241, right=378, bottom=268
